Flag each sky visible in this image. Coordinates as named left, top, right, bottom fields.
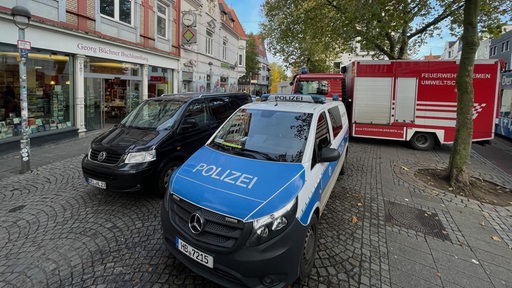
left=228, top=1, right=451, bottom=62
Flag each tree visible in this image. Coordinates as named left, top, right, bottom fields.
left=447, top=0, right=480, bottom=189
left=261, top=0, right=511, bottom=66
left=245, top=33, right=259, bottom=77
left=269, top=62, right=289, bottom=93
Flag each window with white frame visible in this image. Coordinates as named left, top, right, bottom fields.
left=156, top=1, right=168, bottom=39
left=206, top=29, right=214, bottom=55
left=222, top=38, right=228, bottom=60
left=100, top=0, right=133, bottom=25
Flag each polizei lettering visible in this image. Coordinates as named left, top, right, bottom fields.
left=275, top=95, right=304, bottom=101
left=193, top=163, right=258, bottom=188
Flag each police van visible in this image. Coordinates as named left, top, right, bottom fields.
left=161, top=94, right=349, bottom=287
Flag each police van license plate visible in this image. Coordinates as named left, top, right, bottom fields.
left=176, top=237, right=213, bottom=268
left=87, top=177, right=106, bottom=189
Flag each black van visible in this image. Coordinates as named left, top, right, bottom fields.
left=81, top=92, right=252, bottom=194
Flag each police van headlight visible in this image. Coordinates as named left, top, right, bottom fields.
left=124, top=150, right=156, bottom=163
left=247, top=197, right=297, bottom=246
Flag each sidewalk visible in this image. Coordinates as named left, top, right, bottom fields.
left=371, top=142, right=512, bottom=288
left=0, top=129, right=106, bottom=180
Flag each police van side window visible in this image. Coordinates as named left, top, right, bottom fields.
left=311, top=112, right=331, bottom=168
left=328, top=106, right=344, bottom=138
left=179, top=100, right=212, bottom=132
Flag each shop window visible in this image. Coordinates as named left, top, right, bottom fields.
left=0, top=45, right=74, bottom=140
left=100, top=0, right=133, bottom=25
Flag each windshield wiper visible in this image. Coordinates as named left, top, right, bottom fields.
left=238, top=148, right=276, bottom=161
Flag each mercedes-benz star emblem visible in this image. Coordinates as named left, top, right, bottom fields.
left=189, top=213, right=204, bottom=234
left=97, top=151, right=107, bottom=162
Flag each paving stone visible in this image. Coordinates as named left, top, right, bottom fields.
left=1, top=135, right=512, bottom=288
left=389, top=254, right=442, bottom=286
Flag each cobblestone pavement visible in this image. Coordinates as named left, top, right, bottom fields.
left=1, top=138, right=511, bottom=288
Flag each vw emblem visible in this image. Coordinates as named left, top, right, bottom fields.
left=97, top=151, right=107, bottom=162
left=189, top=212, right=204, bottom=234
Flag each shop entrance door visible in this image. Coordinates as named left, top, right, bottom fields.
left=84, top=76, right=142, bottom=131
left=84, top=78, right=104, bottom=131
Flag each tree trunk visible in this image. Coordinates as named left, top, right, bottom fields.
left=448, top=0, right=480, bottom=190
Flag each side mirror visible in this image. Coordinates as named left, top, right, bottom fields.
left=319, top=147, right=340, bottom=162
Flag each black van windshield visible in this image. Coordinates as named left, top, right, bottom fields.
left=121, top=99, right=186, bottom=129
left=208, top=108, right=312, bottom=163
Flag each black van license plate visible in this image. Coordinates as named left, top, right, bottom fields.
left=87, top=177, right=106, bottom=189
left=176, top=237, right=213, bottom=268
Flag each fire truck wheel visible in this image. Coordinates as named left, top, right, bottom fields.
left=409, top=133, right=435, bottom=150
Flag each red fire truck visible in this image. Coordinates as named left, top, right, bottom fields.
left=292, top=60, right=502, bottom=150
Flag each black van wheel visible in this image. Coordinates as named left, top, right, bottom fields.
left=158, top=161, right=180, bottom=195
left=409, top=132, right=435, bottom=150
left=299, top=214, right=318, bottom=281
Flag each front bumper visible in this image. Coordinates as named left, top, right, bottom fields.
left=160, top=199, right=307, bottom=288
left=81, top=155, right=154, bottom=192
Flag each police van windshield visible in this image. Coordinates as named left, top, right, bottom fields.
left=121, top=99, right=186, bottom=130
left=208, top=108, right=312, bottom=163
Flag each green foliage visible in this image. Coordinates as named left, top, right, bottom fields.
left=245, top=34, right=259, bottom=77
left=261, top=0, right=511, bottom=64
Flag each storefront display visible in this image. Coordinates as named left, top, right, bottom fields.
left=0, top=44, right=73, bottom=140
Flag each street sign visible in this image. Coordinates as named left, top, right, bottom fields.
left=17, top=40, right=31, bottom=50
left=19, top=49, right=29, bottom=59
left=182, top=27, right=197, bottom=44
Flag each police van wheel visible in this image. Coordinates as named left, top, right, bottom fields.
left=340, top=148, right=348, bottom=176
left=299, top=214, right=318, bottom=281
left=159, top=161, right=180, bottom=195
left=409, top=133, right=435, bottom=151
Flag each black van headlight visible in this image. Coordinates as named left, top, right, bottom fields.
left=124, top=150, right=156, bottom=163
left=247, top=197, right=297, bottom=246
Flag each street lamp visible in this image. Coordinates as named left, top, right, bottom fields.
left=11, top=5, right=32, bottom=174
left=208, top=61, right=213, bottom=92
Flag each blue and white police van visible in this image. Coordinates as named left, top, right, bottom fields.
left=161, top=94, right=349, bottom=287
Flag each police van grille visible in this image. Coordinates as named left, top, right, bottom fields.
left=89, top=149, right=123, bottom=164
left=171, top=195, right=245, bottom=249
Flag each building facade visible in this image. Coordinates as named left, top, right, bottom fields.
left=178, top=0, right=246, bottom=93
left=1, top=0, right=251, bottom=150
left=441, top=38, right=491, bottom=60
left=489, top=25, right=512, bottom=71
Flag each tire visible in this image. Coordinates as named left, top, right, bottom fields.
left=340, top=148, right=348, bottom=176
left=158, top=161, right=180, bottom=196
left=299, top=214, right=318, bottom=281
left=409, top=133, right=435, bottom=151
